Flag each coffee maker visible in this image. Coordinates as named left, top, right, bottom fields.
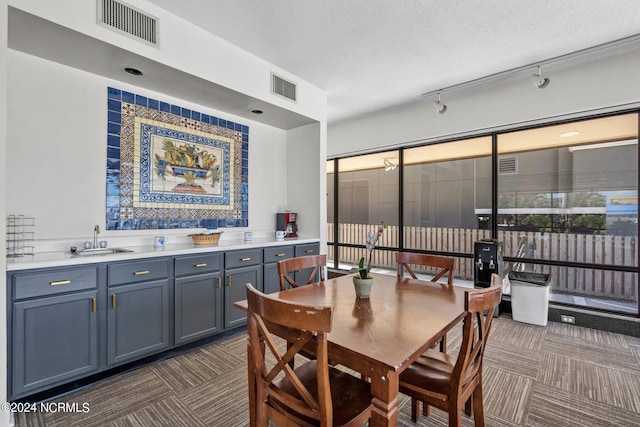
left=276, top=212, right=298, bottom=238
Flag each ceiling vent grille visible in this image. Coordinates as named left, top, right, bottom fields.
left=498, top=155, right=518, bottom=175
left=271, top=73, right=297, bottom=102
left=97, top=0, right=158, bottom=47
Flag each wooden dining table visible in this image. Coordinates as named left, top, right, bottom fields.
left=235, top=273, right=468, bottom=427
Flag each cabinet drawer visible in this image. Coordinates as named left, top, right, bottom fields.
left=13, top=267, right=98, bottom=300
left=108, top=258, right=168, bottom=286
left=295, top=243, right=320, bottom=257
left=175, top=253, right=222, bottom=276
left=263, top=246, right=294, bottom=264
left=225, top=249, right=263, bottom=269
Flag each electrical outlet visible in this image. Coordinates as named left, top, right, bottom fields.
left=560, top=315, right=575, bottom=324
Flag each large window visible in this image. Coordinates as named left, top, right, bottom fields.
left=403, top=137, right=493, bottom=252
left=327, top=112, right=639, bottom=316
left=328, top=151, right=399, bottom=270
left=497, top=114, right=638, bottom=314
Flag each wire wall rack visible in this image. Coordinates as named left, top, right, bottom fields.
left=6, top=215, right=35, bottom=258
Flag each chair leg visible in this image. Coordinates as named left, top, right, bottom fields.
left=247, top=344, right=257, bottom=427
left=449, top=401, right=463, bottom=427
left=472, top=385, right=486, bottom=427
left=411, top=397, right=420, bottom=422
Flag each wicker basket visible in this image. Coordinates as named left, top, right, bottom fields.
left=189, top=232, right=223, bottom=245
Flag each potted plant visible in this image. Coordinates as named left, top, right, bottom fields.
left=351, top=222, right=386, bottom=298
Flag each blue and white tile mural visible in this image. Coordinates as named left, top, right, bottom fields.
left=106, top=87, right=249, bottom=231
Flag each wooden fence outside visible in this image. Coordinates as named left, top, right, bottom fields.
left=327, top=223, right=637, bottom=302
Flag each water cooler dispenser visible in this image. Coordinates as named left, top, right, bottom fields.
left=473, top=239, right=503, bottom=316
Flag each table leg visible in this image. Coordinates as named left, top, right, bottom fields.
left=369, top=370, right=399, bottom=427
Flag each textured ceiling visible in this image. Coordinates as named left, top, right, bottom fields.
left=145, top=0, right=640, bottom=123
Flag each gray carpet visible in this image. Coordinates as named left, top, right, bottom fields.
left=14, top=314, right=640, bottom=426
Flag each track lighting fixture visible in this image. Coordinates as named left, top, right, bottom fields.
left=433, top=92, right=447, bottom=114
left=532, top=65, right=550, bottom=89
left=383, top=158, right=397, bottom=171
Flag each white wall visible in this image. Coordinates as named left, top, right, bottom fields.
left=287, top=122, right=327, bottom=248
left=328, top=48, right=640, bottom=157
left=6, top=50, right=293, bottom=240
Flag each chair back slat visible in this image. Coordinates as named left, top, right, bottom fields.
left=277, top=254, right=327, bottom=291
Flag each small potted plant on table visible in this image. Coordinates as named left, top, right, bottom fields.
left=351, top=222, right=386, bottom=299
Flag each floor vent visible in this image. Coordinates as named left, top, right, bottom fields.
left=271, top=73, right=297, bottom=102
left=97, top=0, right=158, bottom=47
left=498, top=155, right=518, bottom=175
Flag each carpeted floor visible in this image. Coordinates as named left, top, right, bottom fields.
left=13, top=314, right=640, bottom=426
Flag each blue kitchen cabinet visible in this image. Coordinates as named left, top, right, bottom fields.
left=224, top=248, right=263, bottom=329
left=9, top=266, right=99, bottom=399
left=174, top=253, right=223, bottom=345
left=107, top=259, right=170, bottom=367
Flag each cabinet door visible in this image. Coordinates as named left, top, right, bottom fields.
left=12, top=291, right=98, bottom=399
left=175, top=272, right=223, bottom=345
left=107, top=280, right=170, bottom=366
left=263, top=263, right=281, bottom=294
left=225, top=265, right=262, bottom=329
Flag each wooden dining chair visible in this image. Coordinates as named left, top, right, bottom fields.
left=277, top=254, right=326, bottom=291
left=245, top=283, right=373, bottom=427
left=396, top=252, right=455, bottom=285
left=398, top=274, right=502, bottom=426
left=277, top=254, right=327, bottom=367
left=396, top=252, right=455, bottom=352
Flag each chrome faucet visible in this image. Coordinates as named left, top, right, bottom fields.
left=93, top=225, right=100, bottom=249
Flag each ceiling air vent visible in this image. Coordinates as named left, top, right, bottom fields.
left=498, top=155, right=518, bottom=175
left=97, top=0, right=158, bottom=47
left=271, top=73, right=297, bottom=102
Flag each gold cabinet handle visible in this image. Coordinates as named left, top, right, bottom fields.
left=240, top=257, right=251, bottom=261
left=227, top=276, right=232, bottom=287
left=276, top=253, right=285, bottom=257
left=305, top=250, right=313, bottom=254
left=134, top=270, right=150, bottom=275
left=50, top=280, right=71, bottom=286
left=194, top=263, right=208, bottom=268
left=111, top=294, right=117, bottom=308
left=217, top=277, right=222, bottom=289
left=91, top=298, right=97, bottom=313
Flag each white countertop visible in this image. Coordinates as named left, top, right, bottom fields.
left=6, top=237, right=320, bottom=271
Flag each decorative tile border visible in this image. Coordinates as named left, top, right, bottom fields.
left=106, top=87, right=249, bottom=230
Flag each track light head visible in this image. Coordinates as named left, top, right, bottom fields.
left=532, top=66, right=550, bottom=89
left=383, top=158, right=397, bottom=171
left=433, top=93, right=447, bottom=114
left=433, top=101, right=447, bottom=114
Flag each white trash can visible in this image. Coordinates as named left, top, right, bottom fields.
left=509, top=272, right=551, bottom=326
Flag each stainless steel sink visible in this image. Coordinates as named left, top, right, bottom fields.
left=72, top=248, right=134, bottom=257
